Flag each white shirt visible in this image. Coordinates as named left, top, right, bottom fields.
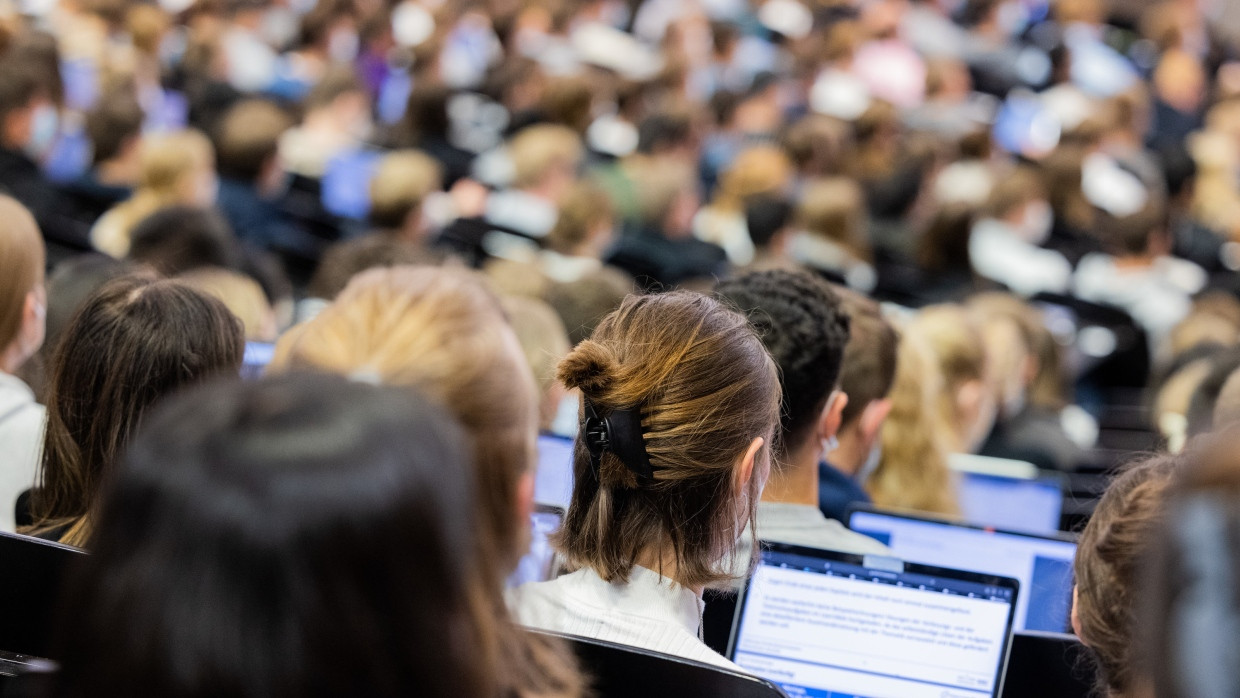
left=508, top=565, right=739, bottom=670
left=0, top=373, right=44, bottom=532
left=969, top=218, right=1072, bottom=297
left=726, top=502, right=891, bottom=587
left=1073, top=253, right=1207, bottom=347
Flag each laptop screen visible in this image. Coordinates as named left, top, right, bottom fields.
left=241, top=341, right=276, bottom=380
left=957, top=472, right=1063, bottom=534
left=849, top=508, right=1076, bottom=633
left=506, top=506, right=563, bottom=588
left=534, top=433, right=575, bottom=509
left=731, top=543, right=1018, bottom=698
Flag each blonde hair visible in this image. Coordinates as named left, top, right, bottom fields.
left=0, top=196, right=43, bottom=353
left=368, top=149, right=442, bottom=230
left=508, top=124, right=583, bottom=189
left=867, top=328, right=960, bottom=516
left=555, top=291, right=780, bottom=589
left=911, top=305, right=990, bottom=450
left=179, top=268, right=277, bottom=342
left=271, top=266, right=582, bottom=697
left=91, top=130, right=214, bottom=257
left=712, top=145, right=793, bottom=213
left=796, top=177, right=870, bottom=259
left=545, top=181, right=614, bottom=255
left=502, top=294, right=571, bottom=431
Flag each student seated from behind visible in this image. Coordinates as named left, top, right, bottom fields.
left=1073, top=168, right=1206, bottom=349
left=968, top=166, right=1071, bottom=297
left=510, top=291, right=780, bottom=669
left=23, top=274, right=244, bottom=547
left=48, top=374, right=513, bottom=698
left=1072, top=453, right=1179, bottom=698
left=0, top=197, right=47, bottom=533
left=715, top=271, right=888, bottom=555
left=819, top=288, right=898, bottom=522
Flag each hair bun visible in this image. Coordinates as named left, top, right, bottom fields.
left=557, top=340, right=617, bottom=395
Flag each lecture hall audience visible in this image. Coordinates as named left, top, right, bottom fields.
left=0, top=0, right=1238, bottom=693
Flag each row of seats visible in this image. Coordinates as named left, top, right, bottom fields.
left=0, top=529, right=1091, bottom=697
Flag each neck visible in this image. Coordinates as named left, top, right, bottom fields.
left=634, top=547, right=704, bottom=596
left=0, top=342, right=25, bottom=375
left=760, top=439, right=821, bottom=507
left=1113, top=253, right=1157, bottom=269
left=828, top=425, right=866, bottom=477
left=96, top=156, right=140, bottom=187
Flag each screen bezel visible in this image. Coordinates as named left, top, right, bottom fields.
left=845, top=504, right=1079, bottom=545
left=727, top=541, right=1022, bottom=698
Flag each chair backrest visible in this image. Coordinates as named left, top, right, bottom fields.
left=0, top=531, right=86, bottom=658
left=1001, top=631, right=1095, bottom=698
left=533, top=630, right=788, bottom=698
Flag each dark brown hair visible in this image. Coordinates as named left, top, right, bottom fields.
left=28, top=273, right=244, bottom=546
left=834, top=286, right=898, bottom=427
left=554, top=291, right=780, bottom=588
left=1074, top=454, right=1181, bottom=697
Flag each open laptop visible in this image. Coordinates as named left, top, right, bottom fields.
left=730, top=543, right=1019, bottom=698
left=507, top=505, right=564, bottom=588
left=241, top=341, right=276, bottom=380
left=950, top=454, right=1066, bottom=534
left=534, top=433, right=575, bottom=509
left=848, top=507, right=1077, bottom=633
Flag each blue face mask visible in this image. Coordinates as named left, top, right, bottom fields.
left=24, top=105, right=59, bottom=160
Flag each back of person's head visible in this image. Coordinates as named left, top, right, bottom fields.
left=1094, top=190, right=1169, bottom=258
left=41, top=254, right=135, bottom=354
left=32, top=274, right=245, bottom=546
left=137, top=129, right=214, bottom=199
left=1073, top=454, right=1181, bottom=698
left=85, top=92, right=144, bottom=166
left=834, top=287, right=898, bottom=429
left=1139, top=427, right=1240, bottom=698
left=214, top=99, right=294, bottom=182
left=0, top=196, right=45, bottom=369
left=502, top=295, right=571, bottom=432
left=1167, top=296, right=1240, bottom=358
left=1186, top=348, right=1240, bottom=438
left=795, top=177, right=869, bottom=259
left=545, top=181, right=615, bottom=256
left=544, top=268, right=634, bottom=346
left=967, top=293, right=1045, bottom=417
left=0, top=58, right=47, bottom=140
left=507, top=124, right=583, bottom=190
left=715, top=271, right=849, bottom=461
left=868, top=328, right=959, bottom=516
left=636, top=108, right=694, bottom=156
left=179, top=267, right=278, bottom=342
left=982, top=165, right=1047, bottom=220
left=306, top=235, right=442, bottom=301
left=909, top=304, right=995, bottom=453
left=917, top=202, right=976, bottom=274
left=50, top=374, right=495, bottom=698
left=628, top=156, right=697, bottom=231
left=713, top=145, right=792, bottom=212
left=127, top=206, right=241, bottom=275
left=744, top=193, right=794, bottom=249
left=368, top=149, right=442, bottom=231
left=271, top=266, right=582, bottom=696
left=555, top=291, right=780, bottom=588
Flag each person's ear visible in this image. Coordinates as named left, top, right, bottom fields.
left=818, top=390, right=849, bottom=444
left=858, top=398, right=893, bottom=444
left=957, top=379, right=985, bottom=422
left=734, top=436, right=766, bottom=498
left=22, top=288, right=45, bottom=352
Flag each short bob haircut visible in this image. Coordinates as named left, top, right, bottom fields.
left=48, top=373, right=494, bottom=698
left=27, top=273, right=244, bottom=546
left=555, top=291, right=780, bottom=589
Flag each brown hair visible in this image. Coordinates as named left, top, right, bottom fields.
left=1075, top=454, right=1180, bottom=697
left=214, top=99, right=293, bottom=181
left=545, top=181, right=614, bottom=256
left=508, top=124, right=583, bottom=189
left=796, top=177, right=871, bottom=260
left=554, top=291, right=780, bottom=589
left=29, top=274, right=244, bottom=547
left=983, top=165, right=1046, bottom=219
left=834, top=286, right=898, bottom=427
left=367, top=149, right=442, bottom=230
left=0, top=196, right=45, bottom=352
left=271, top=266, right=583, bottom=697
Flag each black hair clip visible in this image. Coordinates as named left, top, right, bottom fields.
left=582, top=399, right=656, bottom=481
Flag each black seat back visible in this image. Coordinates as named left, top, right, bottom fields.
left=535, top=630, right=788, bottom=698
left=0, top=531, right=86, bottom=658
left=1001, top=631, right=1094, bottom=698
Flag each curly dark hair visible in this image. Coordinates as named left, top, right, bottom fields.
left=715, top=270, right=850, bottom=455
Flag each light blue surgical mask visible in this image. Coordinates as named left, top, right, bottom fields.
left=855, top=443, right=882, bottom=486
left=24, top=105, right=59, bottom=160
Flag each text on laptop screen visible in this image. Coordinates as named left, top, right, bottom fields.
left=534, top=434, right=574, bottom=509
left=732, top=547, right=1017, bottom=698
left=849, top=509, right=1076, bottom=633
left=506, top=508, right=562, bottom=588
left=957, top=473, right=1063, bottom=534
